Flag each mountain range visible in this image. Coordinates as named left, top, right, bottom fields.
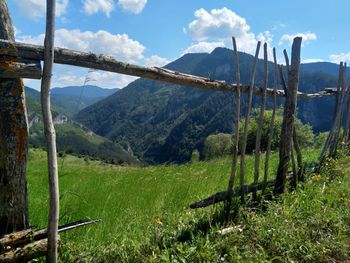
left=75, top=47, right=341, bottom=164
left=25, top=86, right=138, bottom=165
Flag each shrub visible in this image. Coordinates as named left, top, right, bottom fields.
left=203, top=133, right=232, bottom=160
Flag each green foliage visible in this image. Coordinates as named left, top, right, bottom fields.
left=239, top=108, right=314, bottom=154
left=201, top=108, right=315, bottom=159
left=190, top=149, right=200, bottom=162
left=315, top=131, right=329, bottom=149
left=26, top=148, right=334, bottom=262
left=203, top=133, right=232, bottom=160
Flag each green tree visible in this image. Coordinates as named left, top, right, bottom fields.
left=203, top=133, right=233, bottom=160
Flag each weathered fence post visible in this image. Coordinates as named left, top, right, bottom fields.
left=0, top=0, right=30, bottom=236
left=41, top=0, right=60, bottom=262
left=240, top=41, right=261, bottom=202
left=274, top=37, right=302, bottom=195
left=253, top=43, right=268, bottom=199
left=226, top=37, right=241, bottom=211
left=263, top=48, right=278, bottom=194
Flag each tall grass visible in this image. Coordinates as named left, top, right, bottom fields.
left=26, top=147, right=321, bottom=260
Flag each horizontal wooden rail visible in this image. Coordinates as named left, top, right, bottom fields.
left=0, top=219, right=99, bottom=253
left=190, top=179, right=275, bottom=209
left=190, top=172, right=296, bottom=209
left=0, top=58, right=41, bottom=79
left=0, top=40, right=336, bottom=99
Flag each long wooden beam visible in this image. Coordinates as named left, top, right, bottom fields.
left=0, top=40, right=336, bottom=99
left=190, top=179, right=276, bottom=209
left=0, top=58, right=41, bottom=79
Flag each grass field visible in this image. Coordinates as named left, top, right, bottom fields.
left=26, top=147, right=347, bottom=262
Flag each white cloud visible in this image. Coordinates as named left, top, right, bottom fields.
left=302, top=58, right=324, bottom=63
left=183, top=41, right=225, bottom=54
left=144, top=55, right=170, bottom=66
left=279, top=32, right=317, bottom=46
left=18, top=29, right=145, bottom=62
left=184, top=7, right=270, bottom=55
left=83, top=0, right=115, bottom=17
left=17, top=28, right=168, bottom=89
left=329, top=52, right=350, bottom=64
left=118, top=0, right=147, bottom=14
left=14, top=0, right=68, bottom=18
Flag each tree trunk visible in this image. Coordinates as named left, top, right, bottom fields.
left=0, top=0, right=29, bottom=236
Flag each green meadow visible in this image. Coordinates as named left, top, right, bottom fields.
left=25, top=148, right=350, bottom=262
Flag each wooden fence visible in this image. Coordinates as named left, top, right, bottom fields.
left=0, top=11, right=348, bottom=262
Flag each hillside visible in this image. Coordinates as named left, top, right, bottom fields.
left=51, top=85, right=119, bottom=116
left=25, top=87, right=138, bottom=165
left=76, top=47, right=339, bottom=164
left=26, top=148, right=350, bottom=262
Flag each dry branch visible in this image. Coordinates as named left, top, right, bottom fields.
left=240, top=41, right=261, bottom=202
left=41, top=1, right=59, bottom=262
left=190, top=179, right=276, bottom=209
left=263, top=48, right=278, bottom=193
left=0, top=219, right=99, bottom=252
left=253, top=43, right=268, bottom=199
left=226, top=37, right=241, bottom=208
left=0, top=39, right=336, bottom=99
left=0, top=238, right=51, bottom=263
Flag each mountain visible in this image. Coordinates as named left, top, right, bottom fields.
left=50, top=85, right=118, bottom=116
left=25, top=86, right=138, bottom=165
left=76, top=47, right=341, bottom=164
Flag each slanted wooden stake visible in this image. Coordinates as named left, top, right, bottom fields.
left=319, top=63, right=344, bottom=164
left=274, top=37, right=302, bottom=195
left=239, top=41, right=261, bottom=201
left=330, top=65, right=346, bottom=157
left=343, top=78, right=350, bottom=144
left=41, top=0, right=59, bottom=262
left=226, top=37, right=241, bottom=209
left=263, top=48, right=278, bottom=193
left=292, top=126, right=303, bottom=181
left=253, top=43, right=268, bottom=199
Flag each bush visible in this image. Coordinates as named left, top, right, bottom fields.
left=202, top=108, right=315, bottom=159
left=239, top=108, right=314, bottom=154
left=203, top=133, right=232, bottom=160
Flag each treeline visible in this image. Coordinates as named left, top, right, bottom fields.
left=198, top=109, right=327, bottom=161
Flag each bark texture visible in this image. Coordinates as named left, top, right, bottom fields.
left=0, top=0, right=29, bottom=236
left=40, top=1, right=59, bottom=262
left=274, top=37, right=302, bottom=195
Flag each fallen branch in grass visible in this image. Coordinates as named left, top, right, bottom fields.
left=0, top=219, right=100, bottom=253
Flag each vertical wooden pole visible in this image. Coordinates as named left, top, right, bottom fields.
left=319, top=63, right=344, bottom=163
left=0, top=0, right=30, bottom=236
left=274, top=37, right=302, bottom=195
left=330, top=65, right=346, bottom=157
left=263, top=48, right=278, bottom=193
left=239, top=41, right=261, bottom=202
left=292, top=126, right=303, bottom=180
left=253, top=43, right=268, bottom=199
left=41, top=0, right=59, bottom=262
left=343, top=79, right=350, bottom=144
left=226, top=37, right=241, bottom=207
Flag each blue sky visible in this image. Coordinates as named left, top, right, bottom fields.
left=7, top=0, right=350, bottom=90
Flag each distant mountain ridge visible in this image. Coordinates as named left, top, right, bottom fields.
left=76, top=47, right=341, bottom=164
left=25, top=86, right=138, bottom=164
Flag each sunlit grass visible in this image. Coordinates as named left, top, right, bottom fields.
left=27, top=147, right=321, bottom=260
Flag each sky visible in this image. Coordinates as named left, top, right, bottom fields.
left=6, top=0, right=350, bottom=90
